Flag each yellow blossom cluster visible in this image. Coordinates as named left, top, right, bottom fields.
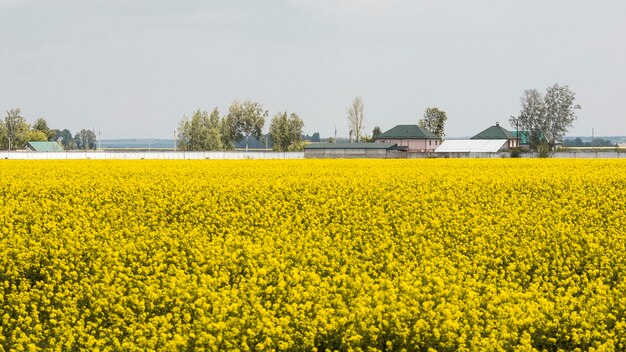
left=1, top=159, right=625, bottom=351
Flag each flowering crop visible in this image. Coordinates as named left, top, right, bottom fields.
left=1, top=159, right=625, bottom=351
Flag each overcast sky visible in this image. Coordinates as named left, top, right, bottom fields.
left=1, top=0, right=625, bottom=139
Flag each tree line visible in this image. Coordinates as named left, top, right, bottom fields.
left=0, top=108, right=97, bottom=150
left=177, top=100, right=305, bottom=152
left=3, top=84, right=581, bottom=152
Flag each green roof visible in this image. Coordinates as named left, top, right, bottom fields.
left=512, top=131, right=546, bottom=145
left=471, top=123, right=514, bottom=140
left=305, top=142, right=398, bottom=150
left=376, top=125, right=438, bottom=139
left=27, top=141, right=64, bottom=152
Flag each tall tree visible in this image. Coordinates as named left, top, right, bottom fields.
left=418, top=107, right=447, bottom=139
left=60, top=129, right=75, bottom=150
left=226, top=100, right=267, bottom=150
left=346, top=96, right=365, bottom=142
left=269, top=112, right=305, bottom=151
left=189, top=109, right=210, bottom=150
left=543, top=84, right=581, bottom=147
left=311, top=132, right=321, bottom=143
left=74, top=129, right=97, bottom=150
left=0, top=123, right=7, bottom=150
left=206, top=108, right=223, bottom=151
left=3, top=108, right=30, bottom=150
left=176, top=116, right=192, bottom=151
left=177, top=108, right=224, bottom=151
left=509, top=84, right=580, bottom=151
left=220, top=114, right=238, bottom=151
left=509, top=89, right=545, bottom=150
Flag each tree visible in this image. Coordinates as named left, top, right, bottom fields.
left=177, top=116, right=192, bottom=151
left=74, top=129, right=97, bottom=150
left=30, top=118, right=51, bottom=143
left=206, top=108, right=223, bottom=151
left=372, top=126, right=382, bottom=140
left=3, top=108, right=30, bottom=150
left=47, top=129, right=61, bottom=142
left=225, top=100, right=267, bottom=151
left=418, top=107, right=447, bottom=139
left=32, top=118, right=50, bottom=135
left=509, top=89, right=545, bottom=151
left=311, top=132, right=321, bottom=143
left=176, top=108, right=223, bottom=151
left=509, top=84, right=581, bottom=152
left=25, top=130, right=47, bottom=142
left=346, top=96, right=365, bottom=142
left=0, top=124, right=6, bottom=150
left=543, top=84, right=581, bottom=147
left=269, top=112, right=305, bottom=151
left=60, top=129, right=75, bottom=150
left=188, top=109, right=209, bottom=151
left=220, top=113, right=238, bottom=151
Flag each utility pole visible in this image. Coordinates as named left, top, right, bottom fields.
left=591, top=127, right=594, bottom=151
left=98, top=131, right=101, bottom=150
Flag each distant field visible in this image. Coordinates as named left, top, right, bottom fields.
left=1, top=160, right=625, bottom=350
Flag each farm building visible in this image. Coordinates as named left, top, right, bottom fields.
left=26, top=141, right=64, bottom=152
left=435, top=139, right=509, bottom=153
left=304, top=142, right=402, bottom=158
left=435, top=123, right=517, bottom=153
left=374, top=125, right=441, bottom=152
left=471, top=122, right=519, bottom=149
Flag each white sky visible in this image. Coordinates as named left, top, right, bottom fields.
left=1, top=0, right=625, bottom=139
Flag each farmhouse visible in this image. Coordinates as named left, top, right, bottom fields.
left=304, top=142, right=401, bottom=158
left=374, top=125, right=440, bottom=152
left=471, top=122, right=519, bottom=149
left=26, top=141, right=64, bottom=152
left=436, top=123, right=517, bottom=153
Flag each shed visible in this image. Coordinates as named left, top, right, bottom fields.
left=374, top=125, right=441, bottom=152
left=304, top=142, right=399, bottom=158
left=26, top=141, right=64, bottom=152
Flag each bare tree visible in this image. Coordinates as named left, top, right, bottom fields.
left=346, top=96, right=365, bottom=142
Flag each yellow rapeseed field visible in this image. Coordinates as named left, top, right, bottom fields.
left=1, top=159, right=625, bottom=351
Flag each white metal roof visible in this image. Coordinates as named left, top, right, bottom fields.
left=435, top=139, right=507, bottom=153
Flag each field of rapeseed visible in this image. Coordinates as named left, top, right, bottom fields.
left=1, top=159, right=625, bottom=351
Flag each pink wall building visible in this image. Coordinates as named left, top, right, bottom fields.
left=374, top=125, right=441, bottom=152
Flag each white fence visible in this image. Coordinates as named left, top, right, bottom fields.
left=0, top=151, right=304, bottom=160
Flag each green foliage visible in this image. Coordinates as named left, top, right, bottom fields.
left=74, top=129, right=97, bottom=150
left=25, top=129, right=48, bottom=142
left=419, top=107, right=447, bottom=138
left=372, top=126, right=382, bottom=140
left=47, top=128, right=61, bottom=142
left=269, top=112, right=304, bottom=152
left=537, top=142, right=551, bottom=158
left=510, top=84, right=581, bottom=151
left=509, top=147, right=522, bottom=158
left=3, top=108, right=30, bottom=150
left=227, top=100, right=267, bottom=150
left=177, top=108, right=223, bottom=151
left=32, top=118, right=50, bottom=134
left=60, top=129, right=75, bottom=150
